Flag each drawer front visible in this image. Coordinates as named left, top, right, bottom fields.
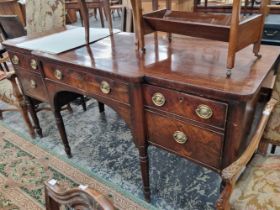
left=17, top=71, right=48, bottom=101
left=146, top=111, right=223, bottom=169
left=43, top=63, right=129, bottom=104
left=144, top=85, right=227, bottom=129
left=9, top=52, right=41, bottom=73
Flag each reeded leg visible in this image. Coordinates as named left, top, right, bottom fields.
left=98, top=102, right=105, bottom=113
left=54, top=108, right=72, bottom=158
left=139, top=144, right=151, bottom=202
left=25, top=97, right=43, bottom=137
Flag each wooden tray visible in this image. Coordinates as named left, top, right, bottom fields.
left=131, top=0, right=268, bottom=76
left=143, top=9, right=262, bottom=43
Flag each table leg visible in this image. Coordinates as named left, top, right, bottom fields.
left=25, top=96, right=43, bottom=138
left=98, top=102, right=105, bottom=113
left=139, top=144, right=151, bottom=202
left=54, top=108, right=72, bottom=158
left=130, top=83, right=151, bottom=202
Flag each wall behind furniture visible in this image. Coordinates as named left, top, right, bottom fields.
left=26, top=0, right=65, bottom=35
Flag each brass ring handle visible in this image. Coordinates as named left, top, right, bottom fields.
left=11, top=55, right=19, bottom=65
left=30, top=59, right=38, bottom=70
left=54, top=69, right=63, bottom=80
left=100, top=81, right=111, bottom=94
left=173, top=131, right=188, bottom=144
left=152, top=92, right=166, bottom=107
left=195, top=104, right=213, bottom=119
left=30, top=80, right=37, bottom=89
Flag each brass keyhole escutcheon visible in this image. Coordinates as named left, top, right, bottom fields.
left=30, top=80, right=37, bottom=89
left=30, top=59, right=38, bottom=70
left=54, top=69, right=63, bottom=80
left=173, top=131, right=188, bottom=144
left=12, top=55, right=19, bottom=65
left=100, top=81, right=111, bottom=94
left=195, top=104, right=213, bottom=119
left=152, top=92, right=166, bottom=107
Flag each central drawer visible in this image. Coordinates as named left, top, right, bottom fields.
left=43, top=63, right=129, bottom=104
left=144, top=85, right=228, bottom=129
left=146, top=110, right=223, bottom=169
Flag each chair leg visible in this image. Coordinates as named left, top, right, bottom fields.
left=54, top=108, right=72, bottom=158
left=66, top=104, right=73, bottom=114
left=98, top=102, right=105, bottom=113
left=271, top=145, right=277, bottom=154
left=258, top=140, right=269, bottom=155
left=80, top=96, right=87, bottom=111
left=0, top=110, right=3, bottom=120
left=18, top=104, right=35, bottom=139
left=99, top=8, right=105, bottom=28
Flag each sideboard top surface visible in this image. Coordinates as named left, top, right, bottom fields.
left=4, top=27, right=280, bottom=100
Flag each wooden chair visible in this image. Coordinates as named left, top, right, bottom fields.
left=45, top=179, right=116, bottom=210
left=0, top=15, right=26, bottom=39
left=261, top=68, right=280, bottom=154
left=0, top=54, right=35, bottom=138
left=65, top=0, right=113, bottom=31
left=0, top=0, right=25, bottom=26
left=77, top=0, right=113, bottom=44
left=216, top=96, right=280, bottom=209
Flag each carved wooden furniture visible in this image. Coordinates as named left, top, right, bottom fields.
left=77, top=0, right=113, bottom=44
left=131, top=0, right=268, bottom=76
left=261, top=66, right=280, bottom=153
left=3, top=27, right=280, bottom=202
left=45, top=179, right=116, bottom=210
left=66, top=0, right=113, bottom=44
left=0, top=15, right=26, bottom=39
left=216, top=98, right=279, bottom=210
left=0, top=0, right=26, bottom=26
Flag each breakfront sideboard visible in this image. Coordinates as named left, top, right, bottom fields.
left=4, top=28, right=280, bottom=202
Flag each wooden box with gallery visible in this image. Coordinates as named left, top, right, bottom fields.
left=131, top=0, right=268, bottom=77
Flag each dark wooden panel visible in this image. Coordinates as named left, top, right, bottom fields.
left=17, top=70, right=48, bottom=101
left=144, top=85, right=228, bottom=129
left=146, top=110, right=224, bottom=170
left=43, top=62, right=129, bottom=104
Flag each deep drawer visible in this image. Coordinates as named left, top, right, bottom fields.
left=146, top=110, right=223, bottom=169
left=17, top=71, right=47, bottom=102
left=43, top=63, right=129, bottom=104
left=144, top=85, right=227, bottom=129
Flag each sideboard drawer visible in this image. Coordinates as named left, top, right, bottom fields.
left=146, top=111, right=223, bottom=169
left=43, top=63, right=129, bottom=104
left=144, top=85, right=228, bottom=129
left=9, top=52, right=41, bottom=73
left=17, top=71, right=47, bottom=102
left=44, top=63, right=85, bottom=90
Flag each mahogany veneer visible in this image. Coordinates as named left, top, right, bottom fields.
left=3, top=27, right=280, bottom=202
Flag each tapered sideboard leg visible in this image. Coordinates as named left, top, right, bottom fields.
left=54, top=108, right=72, bottom=158
left=139, top=144, right=151, bottom=202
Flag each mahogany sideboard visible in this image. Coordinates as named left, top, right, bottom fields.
left=3, top=28, right=280, bottom=202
